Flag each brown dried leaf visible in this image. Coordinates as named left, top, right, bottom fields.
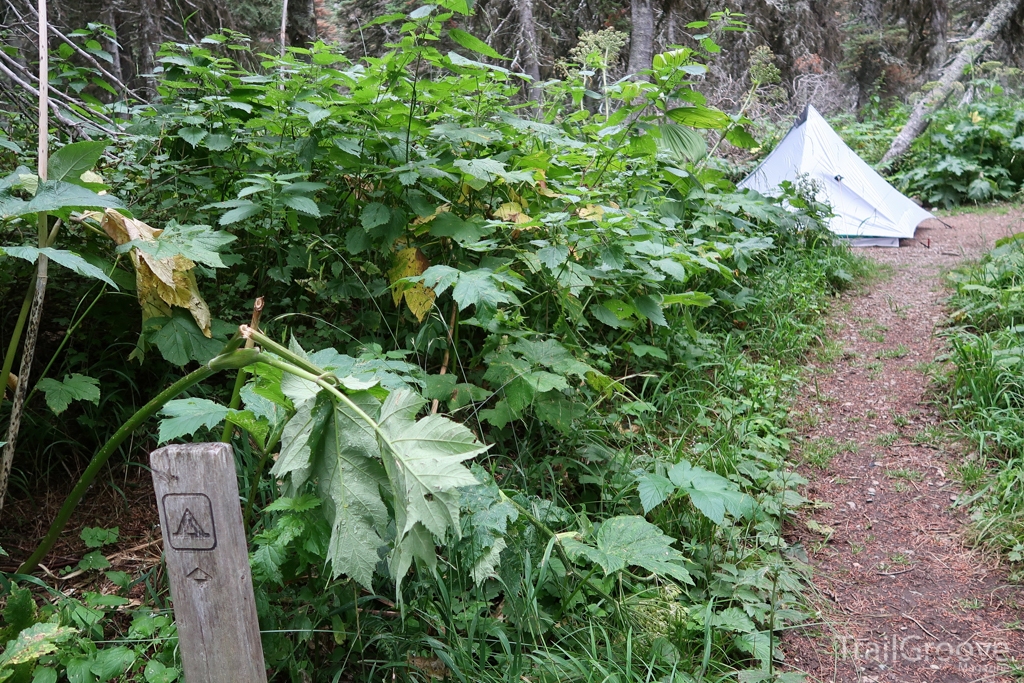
left=91, top=208, right=213, bottom=337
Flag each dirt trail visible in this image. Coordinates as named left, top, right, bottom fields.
left=784, top=210, right=1024, bottom=683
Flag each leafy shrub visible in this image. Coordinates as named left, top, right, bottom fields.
left=2, top=4, right=867, bottom=681
left=894, top=95, right=1024, bottom=208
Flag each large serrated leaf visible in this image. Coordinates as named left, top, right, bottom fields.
left=668, top=460, right=755, bottom=524
left=3, top=247, right=117, bottom=288
left=36, top=373, right=100, bottom=415
left=157, top=397, right=231, bottom=443
left=23, top=180, right=124, bottom=215
left=315, top=391, right=389, bottom=589
left=377, top=391, right=487, bottom=588
left=48, top=140, right=109, bottom=183
left=562, top=515, right=691, bottom=584
left=0, top=622, right=77, bottom=667
left=120, top=221, right=236, bottom=269
left=635, top=472, right=675, bottom=514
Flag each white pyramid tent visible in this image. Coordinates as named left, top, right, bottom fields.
left=738, top=104, right=934, bottom=247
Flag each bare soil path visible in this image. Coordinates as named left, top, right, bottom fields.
left=784, top=210, right=1024, bottom=683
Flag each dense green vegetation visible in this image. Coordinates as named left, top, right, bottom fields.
left=20, top=2, right=1024, bottom=681
left=946, top=233, right=1024, bottom=576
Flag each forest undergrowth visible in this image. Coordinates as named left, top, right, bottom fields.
left=0, top=4, right=953, bottom=682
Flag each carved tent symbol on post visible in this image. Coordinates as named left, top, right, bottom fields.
left=175, top=508, right=211, bottom=539
left=160, top=493, right=217, bottom=551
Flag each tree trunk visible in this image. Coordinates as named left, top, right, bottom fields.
left=287, top=0, right=317, bottom=49
left=516, top=0, right=542, bottom=101
left=927, top=0, right=949, bottom=79
left=854, top=0, right=883, bottom=111
left=627, top=0, right=655, bottom=77
left=280, top=0, right=289, bottom=55
left=881, top=0, right=1022, bottom=166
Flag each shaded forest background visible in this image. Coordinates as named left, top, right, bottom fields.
left=3, top=0, right=1024, bottom=119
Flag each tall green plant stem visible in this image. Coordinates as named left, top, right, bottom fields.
left=221, top=297, right=264, bottom=443
left=18, top=363, right=223, bottom=574
left=0, top=280, right=36, bottom=401
left=0, top=0, right=50, bottom=516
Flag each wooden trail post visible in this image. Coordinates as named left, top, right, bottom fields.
left=150, top=443, right=268, bottom=683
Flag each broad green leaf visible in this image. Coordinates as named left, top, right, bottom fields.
left=377, top=391, right=487, bottom=589
left=668, top=460, right=755, bottom=524
left=453, top=157, right=506, bottom=183
left=725, top=126, right=758, bottom=149
left=272, top=398, right=327, bottom=488
left=48, top=140, right=109, bottom=183
left=3, top=586, right=36, bottom=633
left=0, top=165, right=36, bottom=193
left=652, top=258, right=689, bottom=282
left=143, top=660, right=179, bottom=683
left=533, top=391, right=585, bottom=432
left=204, top=134, right=233, bottom=151
left=119, top=222, right=236, bottom=269
left=428, top=212, right=489, bottom=244
left=178, top=127, right=208, bottom=147
left=148, top=311, right=224, bottom=366
left=658, top=124, right=706, bottom=161
left=562, top=515, right=691, bottom=583
left=626, top=342, right=668, bottom=360
left=420, top=265, right=523, bottom=312
left=459, top=470, right=518, bottom=584
left=81, top=526, right=119, bottom=548
left=446, top=51, right=513, bottom=75
left=423, top=373, right=457, bottom=400
left=281, top=195, right=321, bottom=217
left=591, top=303, right=631, bottom=329
left=635, top=472, right=675, bottom=513
left=713, top=606, right=756, bottom=633
left=89, top=646, right=135, bottom=680
left=361, top=202, right=390, bottom=230
left=665, top=105, right=731, bottom=130
left=36, top=373, right=100, bottom=415
left=32, top=667, right=59, bottom=683
left=0, top=622, right=77, bottom=667
left=158, top=398, right=232, bottom=443
left=536, top=244, right=569, bottom=270
left=448, top=28, right=507, bottom=60
left=20, top=181, right=123, bottom=215
left=315, top=391, right=390, bottom=589
left=663, top=291, right=714, bottom=307
left=409, top=4, right=435, bottom=19
left=431, top=123, right=503, bottom=145
left=2, top=247, right=117, bottom=288
left=634, top=294, right=668, bottom=327
left=509, top=338, right=594, bottom=378
left=218, top=200, right=262, bottom=225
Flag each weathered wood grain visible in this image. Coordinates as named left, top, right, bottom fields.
left=150, top=443, right=267, bottom=683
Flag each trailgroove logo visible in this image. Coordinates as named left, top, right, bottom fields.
left=839, top=636, right=1010, bottom=664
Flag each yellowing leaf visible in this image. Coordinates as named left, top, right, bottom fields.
left=493, top=202, right=531, bottom=224
left=411, top=203, right=451, bottom=225
left=89, top=209, right=213, bottom=337
left=971, top=111, right=983, bottom=124
left=404, top=285, right=436, bottom=322
left=578, top=204, right=604, bottom=221
left=388, top=247, right=435, bottom=322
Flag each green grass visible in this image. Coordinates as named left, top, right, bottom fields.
left=801, top=437, right=859, bottom=468
left=877, top=344, right=910, bottom=359
left=874, top=432, right=898, bottom=447
left=886, top=468, right=924, bottom=482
